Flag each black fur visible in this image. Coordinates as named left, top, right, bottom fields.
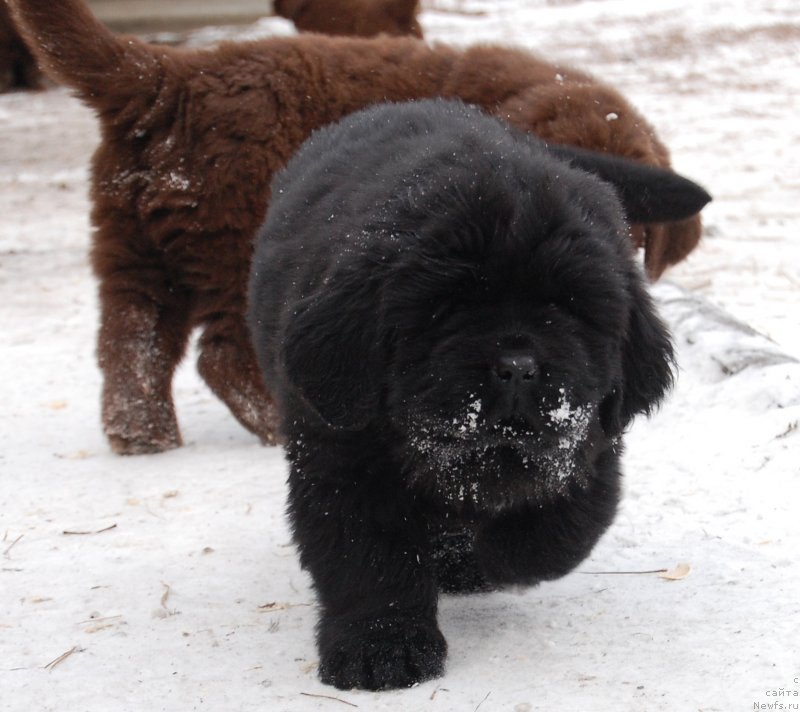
left=247, top=100, right=698, bottom=690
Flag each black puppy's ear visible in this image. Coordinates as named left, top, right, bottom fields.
left=547, top=144, right=711, bottom=223
left=281, top=278, right=384, bottom=430
left=600, top=278, right=676, bottom=436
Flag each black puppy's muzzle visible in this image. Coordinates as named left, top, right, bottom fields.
left=486, top=351, right=541, bottom=431
left=493, top=353, right=538, bottom=386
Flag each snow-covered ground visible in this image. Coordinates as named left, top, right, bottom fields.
left=1, top=1, right=798, bottom=710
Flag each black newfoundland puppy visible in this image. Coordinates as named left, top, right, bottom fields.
left=248, top=99, right=709, bottom=690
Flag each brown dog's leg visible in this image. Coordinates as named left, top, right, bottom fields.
left=98, top=300, right=191, bottom=455
left=643, top=217, right=703, bottom=280
left=196, top=317, right=280, bottom=445
left=97, top=287, right=193, bottom=455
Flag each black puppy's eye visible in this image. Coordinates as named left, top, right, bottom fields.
left=430, top=303, right=449, bottom=322
left=430, top=299, right=462, bottom=322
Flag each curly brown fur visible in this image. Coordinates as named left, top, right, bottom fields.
left=0, top=1, right=41, bottom=91
left=275, top=0, right=422, bottom=38
left=8, top=0, right=706, bottom=454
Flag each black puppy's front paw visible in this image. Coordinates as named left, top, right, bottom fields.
left=318, top=616, right=447, bottom=690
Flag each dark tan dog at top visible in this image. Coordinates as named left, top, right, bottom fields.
left=275, top=0, right=422, bottom=38
left=8, top=0, right=706, bottom=455
left=0, top=1, right=40, bottom=90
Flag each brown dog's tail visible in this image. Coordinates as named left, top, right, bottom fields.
left=7, top=0, right=158, bottom=108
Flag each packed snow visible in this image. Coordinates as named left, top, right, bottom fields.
left=1, top=1, right=798, bottom=710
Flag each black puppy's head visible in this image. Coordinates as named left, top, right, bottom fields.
left=377, top=160, right=675, bottom=512
left=275, top=114, right=700, bottom=512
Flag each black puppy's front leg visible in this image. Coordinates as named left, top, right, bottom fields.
left=287, top=435, right=445, bottom=690
left=475, top=450, right=622, bottom=586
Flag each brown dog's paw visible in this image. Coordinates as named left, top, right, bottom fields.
left=106, top=429, right=182, bottom=456
left=259, top=428, right=286, bottom=447
left=318, top=617, right=446, bottom=690
left=249, top=401, right=282, bottom=447
left=103, top=399, right=182, bottom=455
left=224, top=392, right=281, bottom=447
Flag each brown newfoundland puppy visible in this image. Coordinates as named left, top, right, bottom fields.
left=247, top=99, right=709, bottom=689
left=274, top=0, right=422, bottom=37
left=9, top=0, right=704, bottom=454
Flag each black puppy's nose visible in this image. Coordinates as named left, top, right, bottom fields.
left=493, top=354, right=538, bottom=386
